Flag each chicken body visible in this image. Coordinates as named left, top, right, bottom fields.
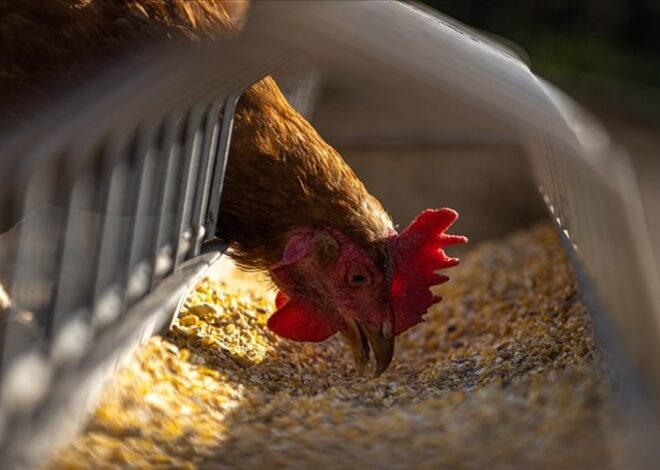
left=221, top=78, right=394, bottom=269
left=0, top=0, right=465, bottom=374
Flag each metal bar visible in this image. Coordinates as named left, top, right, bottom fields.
left=120, top=124, right=159, bottom=308
left=91, top=135, right=131, bottom=331
left=173, top=103, right=205, bottom=269
left=49, top=171, right=97, bottom=359
left=150, top=113, right=184, bottom=284
left=27, top=161, right=70, bottom=342
left=204, top=93, right=240, bottom=242
left=190, top=100, right=223, bottom=256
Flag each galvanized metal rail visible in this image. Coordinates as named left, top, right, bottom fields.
left=0, top=38, right=286, bottom=465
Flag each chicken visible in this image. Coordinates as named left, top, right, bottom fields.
left=224, top=78, right=467, bottom=374
left=0, top=0, right=466, bottom=375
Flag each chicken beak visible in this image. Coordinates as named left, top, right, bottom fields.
left=340, top=314, right=395, bottom=377
left=363, top=319, right=395, bottom=376
left=341, top=316, right=370, bottom=374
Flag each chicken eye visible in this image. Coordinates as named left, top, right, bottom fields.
left=348, top=270, right=372, bottom=287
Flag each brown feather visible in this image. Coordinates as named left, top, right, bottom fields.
left=220, top=77, right=393, bottom=270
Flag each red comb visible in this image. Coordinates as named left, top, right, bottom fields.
left=389, top=208, right=467, bottom=334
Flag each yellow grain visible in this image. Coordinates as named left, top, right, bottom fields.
left=51, top=224, right=632, bottom=468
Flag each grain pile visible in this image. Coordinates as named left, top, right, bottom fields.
left=52, top=224, right=630, bottom=468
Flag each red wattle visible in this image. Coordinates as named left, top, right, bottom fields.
left=275, top=291, right=288, bottom=309
left=267, top=297, right=340, bottom=342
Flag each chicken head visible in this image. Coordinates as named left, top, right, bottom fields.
left=268, top=208, right=467, bottom=376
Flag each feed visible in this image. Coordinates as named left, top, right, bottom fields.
left=52, top=224, right=628, bottom=468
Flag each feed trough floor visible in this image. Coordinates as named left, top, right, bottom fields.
left=53, top=224, right=630, bottom=468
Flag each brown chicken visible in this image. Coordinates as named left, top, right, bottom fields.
left=0, top=0, right=466, bottom=375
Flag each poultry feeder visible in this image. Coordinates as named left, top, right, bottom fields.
left=0, top=2, right=658, bottom=467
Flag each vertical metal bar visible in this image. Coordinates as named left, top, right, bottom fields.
left=0, top=161, right=58, bottom=382
left=204, top=93, right=240, bottom=242
left=173, top=103, right=205, bottom=268
left=91, top=134, right=131, bottom=331
left=49, top=169, right=97, bottom=361
left=190, top=100, right=223, bottom=256
left=22, top=161, right=70, bottom=342
left=120, top=123, right=159, bottom=308
left=543, top=134, right=562, bottom=223
left=151, top=113, right=185, bottom=283
left=88, top=126, right=144, bottom=330
left=0, top=165, right=37, bottom=316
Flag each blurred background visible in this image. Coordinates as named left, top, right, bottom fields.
left=309, top=0, right=659, bottom=246
left=429, top=0, right=660, bottom=161
left=430, top=1, right=660, bottom=91
left=429, top=0, right=660, bottom=237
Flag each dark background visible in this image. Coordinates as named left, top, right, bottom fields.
left=425, top=1, right=660, bottom=90
left=423, top=1, right=660, bottom=135
left=420, top=0, right=660, bottom=240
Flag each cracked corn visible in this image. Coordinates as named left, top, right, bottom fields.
left=52, top=224, right=630, bottom=468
